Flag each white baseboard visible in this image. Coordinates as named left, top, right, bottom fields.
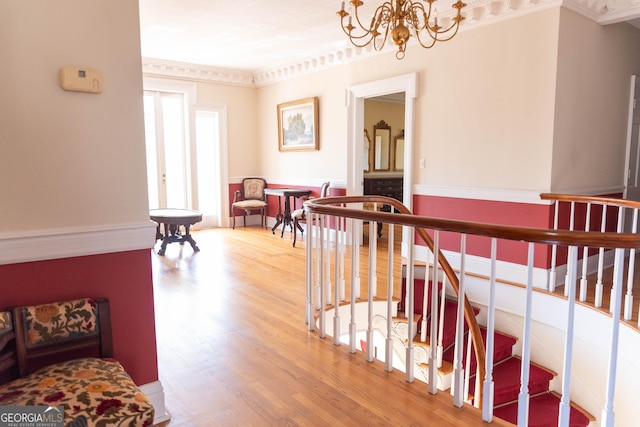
left=139, top=380, right=170, bottom=425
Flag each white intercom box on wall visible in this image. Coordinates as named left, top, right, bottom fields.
left=59, top=67, right=103, bottom=94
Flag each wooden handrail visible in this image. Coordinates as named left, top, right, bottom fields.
left=307, top=196, right=640, bottom=249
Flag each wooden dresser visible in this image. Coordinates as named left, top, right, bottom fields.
left=364, top=176, right=403, bottom=202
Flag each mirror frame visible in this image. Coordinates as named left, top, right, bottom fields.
left=393, top=129, right=405, bottom=171
left=363, top=129, right=371, bottom=172
left=373, top=120, right=391, bottom=171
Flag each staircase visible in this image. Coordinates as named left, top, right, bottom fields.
left=401, top=278, right=594, bottom=426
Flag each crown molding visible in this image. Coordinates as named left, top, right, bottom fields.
left=142, top=58, right=255, bottom=87
left=142, top=0, right=636, bottom=88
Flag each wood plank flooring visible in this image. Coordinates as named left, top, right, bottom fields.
left=151, top=226, right=511, bottom=427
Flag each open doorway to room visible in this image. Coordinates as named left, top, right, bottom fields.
left=347, top=73, right=418, bottom=256
left=362, top=92, right=405, bottom=250
left=142, top=78, right=229, bottom=228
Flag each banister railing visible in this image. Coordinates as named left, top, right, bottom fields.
left=303, top=194, right=640, bottom=427
left=541, top=193, right=640, bottom=323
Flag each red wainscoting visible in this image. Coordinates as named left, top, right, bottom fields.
left=412, top=194, right=553, bottom=268
left=0, top=249, right=158, bottom=386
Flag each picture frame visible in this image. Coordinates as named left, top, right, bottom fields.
left=278, top=96, right=319, bottom=152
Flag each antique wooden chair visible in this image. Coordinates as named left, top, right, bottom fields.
left=292, top=181, right=330, bottom=247
left=232, top=177, right=268, bottom=229
left=0, top=298, right=154, bottom=426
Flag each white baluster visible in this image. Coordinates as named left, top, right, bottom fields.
left=420, top=247, right=431, bottom=343
left=369, top=204, right=378, bottom=299
left=611, top=207, right=625, bottom=314
left=579, top=203, right=591, bottom=302
left=318, top=217, right=326, bottom=339
left=595, top=205, right=607, bottom=307
left=564, top=202, right=576, bottom=297
left=366, top=214, right=376, bottom=363
left=601, top=247, right=626, bottom=427
left=558, top=245, right=579, bottom=426
left=482, top=238, right=497, bottom=422
left=305, top=212, right=314, bottom=330
left=428, top=231, right=440, bottom=393
left=333, top=214, right=341, bottom=346
left=452, top=235, right=466, bottom=408
left=624, top=208, right=637, bottom=320
left=405, top=228, right=416, bottom=383
left=339, top=215, right=346, bottom=302
left=349, top=217, right=358, bottom=354
left=517, top=242, right=535, bottom=426
left=385, top=223, right=394, bottom=372
left=548, top=200, right=560, bottom=292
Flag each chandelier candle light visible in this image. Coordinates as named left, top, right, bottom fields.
left=337, top=0, right=467, bottom=59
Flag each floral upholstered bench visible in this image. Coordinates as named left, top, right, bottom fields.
left=0, top=298, right=154, bottom=426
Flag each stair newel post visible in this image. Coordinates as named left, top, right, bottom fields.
left=595, top=204, right=608, bottom=308
left=482, top=238, right=498, bottom=422
left=333, top=214, right=341, bottom=346
left=601, top=247, right=626, bottom=427
left=385, top=222, right=395, bottom=372
left=452, top=234, right=467, bottom=408
left=349, top=217, right=358, bottom=354
left=558, top=244, right=579, bottom=427
left=305, top=211, right=314, bottom=330
left=517, top=242, right=535, bottom=426
left=428, top=231, right=440, bottom=393
left=405, top=227, right=416, bottom=383
left=318, top=216, right=326, bottom=339
left=548, top=200, right=559, bottom=292
left=624, top=208, right=637, bottom=321
left=579, top=203, right=591, bottom=302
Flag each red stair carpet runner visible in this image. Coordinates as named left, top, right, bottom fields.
left=401, top=278, right=592, bottom=426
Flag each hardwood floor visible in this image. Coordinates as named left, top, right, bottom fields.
left=151, top=226, right=510, bottom=427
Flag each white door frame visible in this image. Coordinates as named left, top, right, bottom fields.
left=346, top=72, right=418, bottom=253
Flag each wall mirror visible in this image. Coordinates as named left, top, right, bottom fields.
left=363, top=129, right=371, bottom=172
left=393, top=129, right=404, bottom=171
left=373, top=120, right=391, bottom=171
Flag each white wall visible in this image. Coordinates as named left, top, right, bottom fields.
left=0, top=1, right=149, bottom=232
left=254, top=9, right=562, bottom=192
left=553, top=10, right=640, bottom=193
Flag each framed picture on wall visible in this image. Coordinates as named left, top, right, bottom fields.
left=277, top=96, right=319, bottom=151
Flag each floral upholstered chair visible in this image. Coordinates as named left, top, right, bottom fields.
left=0, top=298, right=154, bottom=426
left=232, top=177, right=268, bottom=229
left=291, top=181, right=330, bottom=247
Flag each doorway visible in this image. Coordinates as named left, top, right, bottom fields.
left=347, top=72, right=418, bottom=254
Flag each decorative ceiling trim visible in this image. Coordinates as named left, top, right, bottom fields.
left=142, top=58, right=255, bottom=87
left=142, top=0, right=637, bottom=88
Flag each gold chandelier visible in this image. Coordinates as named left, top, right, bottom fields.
left=337, top=0, right=467, bottom=60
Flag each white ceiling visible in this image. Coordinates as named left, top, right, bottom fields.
left=138, top=0, right=640, bottom=74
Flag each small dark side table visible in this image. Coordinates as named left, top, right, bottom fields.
left=150, top=208, right=203, bottom=255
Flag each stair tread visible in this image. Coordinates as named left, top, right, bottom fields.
left=470, top=356, right=555, bottom=405
left=493, top=392, right=593, bottom=427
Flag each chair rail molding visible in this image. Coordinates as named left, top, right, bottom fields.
left=0, top=221, right=157, bottom=265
